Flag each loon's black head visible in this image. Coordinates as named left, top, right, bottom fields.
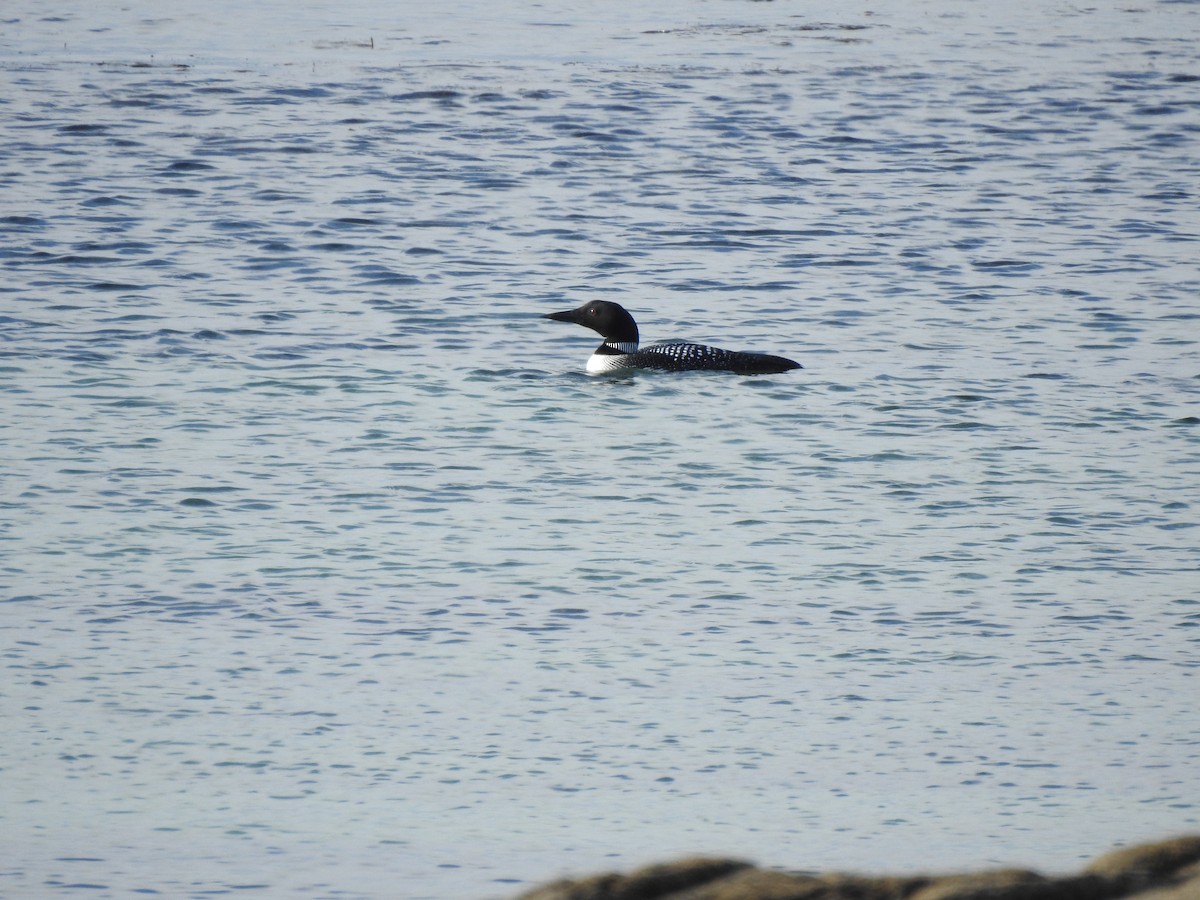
left=543, top=300, right=639, bottom=344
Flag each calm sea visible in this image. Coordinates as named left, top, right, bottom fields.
left=2, top=1, right=1198, bottom=897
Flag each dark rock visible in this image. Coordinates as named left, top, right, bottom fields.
left=517, top=857, right=753, bottom=900
left=515, top=836, right=1200, bottom=900
left=1086, top=835, right=1200, bottom=880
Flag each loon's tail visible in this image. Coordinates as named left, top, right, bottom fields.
left=728, top=352, right=803, bottom=376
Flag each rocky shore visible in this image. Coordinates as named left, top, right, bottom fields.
left=517, top=835, right=1200, bottom=900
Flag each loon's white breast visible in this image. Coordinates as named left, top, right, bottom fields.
left=586, top=341, right=639, bottom=374
left=586, top=353, right=624, bottom=375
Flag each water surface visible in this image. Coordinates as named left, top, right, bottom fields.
left=2, top=1, right=1198, bottom=897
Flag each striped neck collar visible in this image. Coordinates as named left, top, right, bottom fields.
left=599, top=340, right=639, bottom=355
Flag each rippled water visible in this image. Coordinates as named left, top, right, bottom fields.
left=2, top=1, right=1199, bottom=897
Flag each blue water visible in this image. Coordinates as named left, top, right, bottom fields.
left=2, top=1, right=1198, bottom=897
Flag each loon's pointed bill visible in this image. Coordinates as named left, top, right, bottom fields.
left=544, top=300, right=801, bottom=376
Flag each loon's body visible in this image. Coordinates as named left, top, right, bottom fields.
left=544, top=300, right=801, bottom=376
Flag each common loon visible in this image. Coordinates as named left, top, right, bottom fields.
left=544, top=300, right=802, bottom=376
